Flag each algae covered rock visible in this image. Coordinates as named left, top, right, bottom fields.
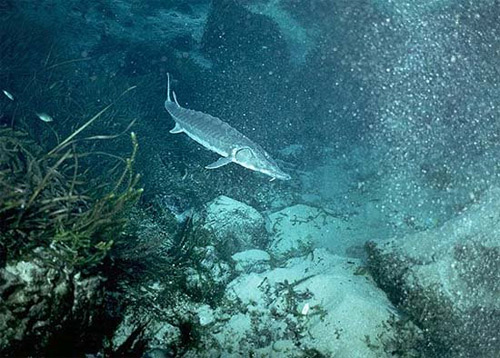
left=194, top=195, right=268, bottom=255
left=367, top=186, right=500, bottom=358
left=184, top=245, right=233, bottom=304
left=0, top=250, right=105, bottom=356
left=198, top=248, right=417, bottom=357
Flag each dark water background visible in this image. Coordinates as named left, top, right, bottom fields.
left=2, top=0, right=500, bottom=218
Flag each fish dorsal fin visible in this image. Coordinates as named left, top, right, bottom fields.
left=169, top=123, right=183, bottom=134
left=166, top=73, right=171, bottom=102
left=205, top=156, right=233, bottom=169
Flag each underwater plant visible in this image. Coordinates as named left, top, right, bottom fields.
left=0, top=123, right=142, bottom=270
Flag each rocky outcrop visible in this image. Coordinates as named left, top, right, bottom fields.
left=194, top=195, right=268, bottom=256
left=201, top=0, right=290, bottom=70
left=367, top=187, right=500, bottom=358
left=108, top=196, right=425, bottom=357
left=189, top=248, right=420, bottom=357
left=0, top=250, right=105, bottom=356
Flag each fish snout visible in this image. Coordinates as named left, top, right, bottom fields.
left=274, top=171, right=292, bottom=181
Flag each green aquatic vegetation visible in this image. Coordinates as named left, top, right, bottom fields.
left=376, top=313, right=424, bottom=358
left=274, top=275, right=315, bottom=316
left=0, top=126, right=142, bottom=270
left=274, top=238, right=315, bottom=266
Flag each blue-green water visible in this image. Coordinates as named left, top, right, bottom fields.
left=1, top=1, right=499, bottom=357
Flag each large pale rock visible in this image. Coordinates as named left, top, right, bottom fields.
left=367, top=186, right=500, bottom=358
left=195, top=196, right=267, bottom=255
left=195, top=249, right=419, bottom=357
left=231, top=249, right=271, bottom=274
left=111, top=308, right=180, bottom=356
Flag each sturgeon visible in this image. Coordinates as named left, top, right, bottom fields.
left=164, top=74, right=291, bottom=181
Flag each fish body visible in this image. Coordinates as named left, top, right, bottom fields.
left=164, top=74, right=291, bottom=181
left=36, top=112, right=53, bottom=122
left=2, top=90, right=14, bottom=101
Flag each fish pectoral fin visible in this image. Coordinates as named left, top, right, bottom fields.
left=205, top=157, right=233, bottom=169
left=169, top=123, right=183, bottom=134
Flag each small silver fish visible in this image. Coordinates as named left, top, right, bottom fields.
left=2, top=90, right=14, bottom=101
left=36, top=112, right=54, bottom=122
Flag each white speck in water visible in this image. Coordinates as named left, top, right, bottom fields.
left=301, top=303, right=310, bottom=315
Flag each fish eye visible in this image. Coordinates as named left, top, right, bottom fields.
left=236, top=148, right=254, bottom=159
